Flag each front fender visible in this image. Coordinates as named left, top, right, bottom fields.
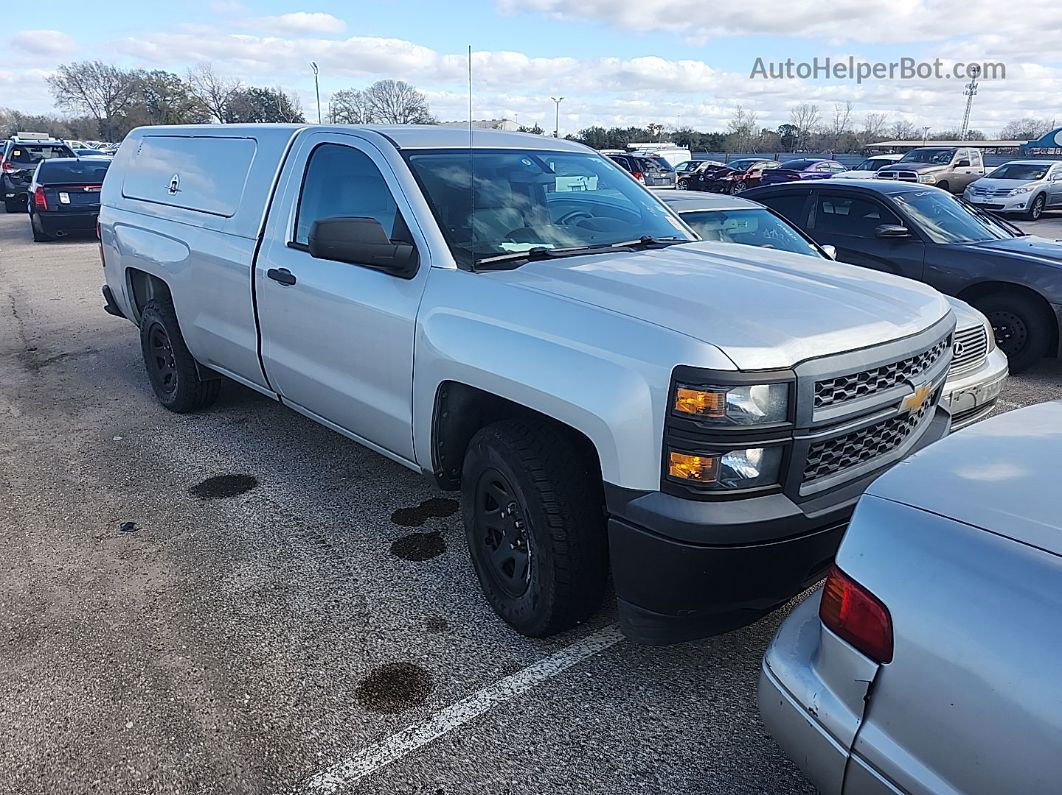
left=412, top=269, right=734, bottom=491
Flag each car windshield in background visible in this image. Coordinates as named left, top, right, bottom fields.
left=404, top=149, right=694, bottom=267
left=987, top=164, right=1051, bottom=180
left=899, top=148, right=956, bottom=164
left=8, top=145, right=72, bottom=165
left=648, top=156, right=674, bottom=172
left=38, top=160, right=110, bottom=184
left=856, top=159, right=893, bottom=171
left=778, top=159, right=818, bottom=170
left=680, top=208, right=821, bottom=257
left=894, top=190, right=1016, bottom=244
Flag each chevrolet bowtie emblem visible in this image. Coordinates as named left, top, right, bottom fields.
left=900, top=383, right=932, bottom=415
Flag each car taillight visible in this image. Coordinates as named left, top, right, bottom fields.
left=819, top=565, right=893, bottom=663
left=0, top=159, right=15, bottom=173
left=632, top=171, right=644, bottom=183
left=33, top=186, right=48, bottom=210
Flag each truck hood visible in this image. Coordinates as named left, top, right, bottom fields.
left=884, top=163, right=941, bottom=173
left=974, top=235, right=1062, bottom=265
left=489, top=241, right=950, bottom=370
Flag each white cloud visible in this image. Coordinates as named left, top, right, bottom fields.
left=252, top=12, right=347, bottom=35
left=8, top=30, right=77, bottom=58
left=497, top=0, right=1062, bottom=50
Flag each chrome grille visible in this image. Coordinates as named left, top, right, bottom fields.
left=950, top=325, right=988, bottom=374
left=814, top=335, right=951, bottom=409
left=803, top=390, right=938, bottom=482
left=970, top=186, right=1013, bottom=198
left=877, top=170, right=920, bottom=182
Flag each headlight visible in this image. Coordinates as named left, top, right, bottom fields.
left=1009, top=185, right=1035, bottom=195
left=673, top=383, right=788, bottom=425
left=917, top=174, right=937, bottom=184
left=668, top=447, right=783, bottom=490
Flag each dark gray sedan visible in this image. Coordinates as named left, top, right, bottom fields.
left=744, top=179, right=1062, bottom=372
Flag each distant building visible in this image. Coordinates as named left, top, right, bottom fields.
left=438, top=119, right=519, bottom=132
left=866, top=139, right=1027, bottom=154
left=1021, top=128, right=1062, bottom=155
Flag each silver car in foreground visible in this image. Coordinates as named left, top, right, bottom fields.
left=963, top=160, right=1062, bottom=220
left=656, top=190, right=1008, bottom=430
left=759, top=401, right=1062, bottom=794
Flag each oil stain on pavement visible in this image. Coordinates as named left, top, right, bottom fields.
left=390, top=531, right=446, bottom=561
left=355, top=662, right=433, bottom=714
left=390, top=497, right=458, bottom=527
left=188, top=474, right=259, bottom=500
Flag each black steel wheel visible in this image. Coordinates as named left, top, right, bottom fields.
left=461, top=419, right=608, bottom=637
left=472, top=468, right=532, bottom=599
left=974, top=291, right=1051, bottom=373
left=138, top=298, right=221, bottom=412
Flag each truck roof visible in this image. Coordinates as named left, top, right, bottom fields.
left=125, top=123, right=591, bottom=152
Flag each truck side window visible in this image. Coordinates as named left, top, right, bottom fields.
left=815, top=194, right=900, bottom=236
left=294, top=143, right=401, bottom=246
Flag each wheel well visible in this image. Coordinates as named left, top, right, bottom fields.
left=126, top=269, right=172, bottom=324
left=431, top=382, right=602, bottom=491
left=958, top=281, right=1059, bottom=356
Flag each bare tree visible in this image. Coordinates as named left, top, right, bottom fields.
left=862, top=112, right=890, bottom=140
left=362, top=80, right=433, bottom=124
left=888, top=119, right=919, bottom=140
left=788, top=103, right=820, bottom=150
left=47, top=61, right=141, bottom=139
left=330, top=88, right=372, bottom=124
left=725, top=105, right=759, bottom=152
left=186, top=63, right=242, bottom=123
left=998, top=117, right=1057, bottom=140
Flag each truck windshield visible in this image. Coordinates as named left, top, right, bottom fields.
left=679, top=208, right=821, bottom=258
left=404, top=148, right=695, bottom=268
left=899, top=148, right=956, bottom=164
left=893, top=190, right=1017, bottom=244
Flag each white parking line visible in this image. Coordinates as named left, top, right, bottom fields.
left=302, top=624, right=625, bottom=794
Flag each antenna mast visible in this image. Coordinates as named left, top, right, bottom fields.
left=468, top=45, right=475, bottom=269
left=959, top=64, right=981, bottom=140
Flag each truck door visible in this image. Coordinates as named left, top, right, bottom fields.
left=808, top=191, right=926, bottom=280
left=254, top=131, right=430, bottom=464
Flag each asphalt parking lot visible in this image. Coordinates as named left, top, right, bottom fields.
left=2, top=210, right=1061, bottom=795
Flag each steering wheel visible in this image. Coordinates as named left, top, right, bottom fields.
left=557, top=210, right=595, bottom=226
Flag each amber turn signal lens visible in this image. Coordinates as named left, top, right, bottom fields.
left=668, top=451, right=719, bottom=483
left=674, top=387, right=726, bottom=417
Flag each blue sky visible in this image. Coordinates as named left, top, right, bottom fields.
left=3, top=0, right=1060, bottom=135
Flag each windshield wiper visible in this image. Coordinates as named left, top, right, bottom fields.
left=474, top=236, right=689, bottom=270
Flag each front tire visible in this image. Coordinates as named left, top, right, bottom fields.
left=677, top=179, right=689, bottom=190
left=139, top=298, right=221, bottom=412
left=973, top=291, right=1052, bottom=373
left=1026, top=193, right=1046, bottom=220
left=730, top=180, right=747, bottom=194
left=936, top=180, right=950, bottom=193
left=461, top=419, right=608, bottom=638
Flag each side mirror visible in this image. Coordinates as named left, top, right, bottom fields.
left=875, top=224, right=911, bottom=239
left=954, top=159, right=971, bottom=168
left=821, top=244, right=837, bottom=259
left=308, top=216, right=418, bottom=278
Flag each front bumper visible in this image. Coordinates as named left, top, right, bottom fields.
left=606, top=407, right=949, bottom=645
left=964, top=192, right=1038, bottom=212
left=943, top=347, right=1008, bottom=431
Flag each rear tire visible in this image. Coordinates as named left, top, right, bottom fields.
left=461, top=418, right=608, bottom=638
left=30, top=215, right=50, bottom=242
left=139, top=298, right=221, bottom=412
left=1026, top=193, right=1046, bottom=221
left=973, top=291, right=1052, bottom=373
left=677, top=179, right=689, bottom=190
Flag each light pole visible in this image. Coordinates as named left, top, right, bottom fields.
left=310, top=61, right=321, bottom=124
left=550, top=96, right=564, bottom=138
left=922, top=125, right=930, bottom=145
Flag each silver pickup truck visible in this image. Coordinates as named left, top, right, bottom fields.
left=99, top=125, right=954, bottom=644
left=876, top=146, right=987, bottom=193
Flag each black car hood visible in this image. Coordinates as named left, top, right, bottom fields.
left=975, top=235, right=1062, bottom=266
